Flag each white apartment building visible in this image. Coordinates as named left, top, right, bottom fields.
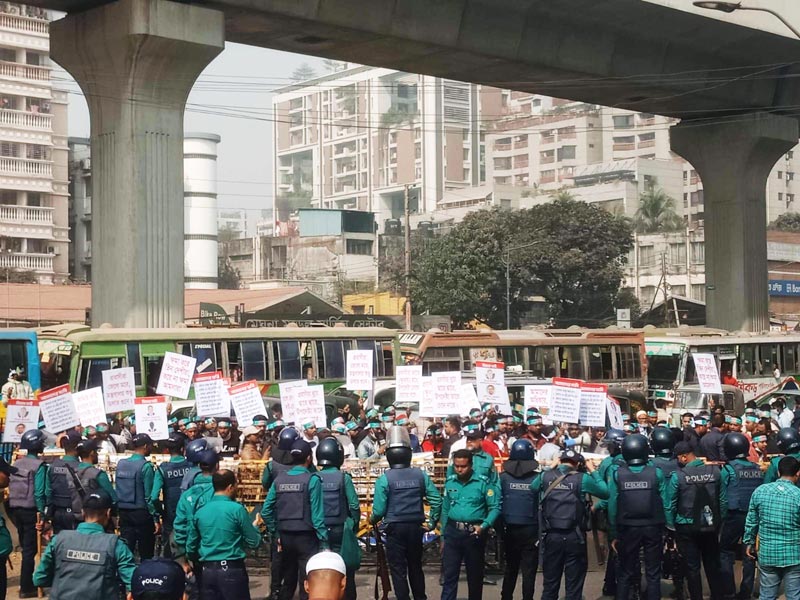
left=0, top=4, right=69, bottom=283
left=272, top=65, right=500, bottom=232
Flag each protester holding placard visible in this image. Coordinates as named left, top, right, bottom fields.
left=116, top=433, right=162, bottom=560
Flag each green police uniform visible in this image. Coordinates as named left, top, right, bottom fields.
left=260, top=465, right=329, bottom=546
left=665, top=458, right=729, bottom=528
left=172, top=473, right=214, bottom=554
left=43, top=454, right=79, bottom=508
left=77, top=461, right=117, bottom=507
left=446, top=451, right=498, bottom=487
left=319, top=466, right=361, bottom=525
left=764, top=451, right=800, bottom=484
left=186, top=495, right=262, bottom=561
left=119, top=454, right=163, bottom=519
left=371, top=469, right=442, bottom=529
left=606, top=463, right=669, bottom=540
left=441, top=471, right=501, bottom=530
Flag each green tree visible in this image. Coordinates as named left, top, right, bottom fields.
left=324, top=58, right=346, bottom=72
left=217, top=223, right=241, bottom=244
left=633, top=187, right=684, bottom=233
left=291, top=63, right=317, bottom=82
left=0, top=268, right=36, bottom=283
left=770, top=212, right=800, bottom=232
left=410, top=199, right=634, bottom=327
left=217, top=256, right=241, bottom=290
left=549, top=190, right=576, bottom=202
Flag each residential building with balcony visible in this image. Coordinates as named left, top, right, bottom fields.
left=0, top=4, right=68, bottom=284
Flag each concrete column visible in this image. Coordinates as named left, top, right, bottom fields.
left=51, top=0, right=224, bottom=327
left=671, top=113, right=798, bottom=332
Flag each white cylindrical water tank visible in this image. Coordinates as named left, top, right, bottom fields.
left=184, top=133, right=221, bottom=289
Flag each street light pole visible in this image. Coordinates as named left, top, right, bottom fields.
left=693, top=2, right=800, bottom=39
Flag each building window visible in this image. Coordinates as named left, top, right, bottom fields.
left=557, top=145, right=576, bottom=160
left=789, top=193, right=795, bottom=204
left=640, top=286, right=656, bottom=306
left=789, top=151, right=794, bottom=159
left=613, top=115, right=633, bottom=129
left=669, top=242, right=686, bottom=267
left=670, top=285, right=686, bottom=297
left=692, top=284, right=706, bottom=302
left=789, top=172, right=795, bottom=181
left=779, top=192, right=784, bottom=202
left=345, top=239, right=373, bottom=255
left=352, top=305, right=365, bottom=314
left=778, top=171, right=784, bottom=179
left=691, top=242, right=704, bottom=264
left=639, top=245, right=655, bottom=267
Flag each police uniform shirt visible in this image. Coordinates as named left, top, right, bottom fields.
left=440, top=471, right=501, bottom=531
left=371, top=467, right=442, bottom=528
left=186, top=495, right=262, bottom=561
left=665, top=458, right=729, bottom=529
left=172, top=473, right=214, bottom=553
left=260, top=465, right=329, bottom=547
left=446, top=450, right=499, bottom=488
left=764, top=451, right=800, bottom=484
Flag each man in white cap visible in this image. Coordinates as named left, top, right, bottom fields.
left=2, top=367, right=33, bottom=401
left=305, top=551, right=347, bottom=600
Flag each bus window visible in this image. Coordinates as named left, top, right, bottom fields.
left=40, top=343, right=71, bottom=390
left=356, top=340, right=384, bottom=377
left=0, top=340, right=27, bottom=383
left=529, top=347, right=557, bottom=378
left=559, top=346, right=585, bottom=380
left=316, top=340, right=346, bottom=379
left=738, top=345, right=756, bottom=376
left=499, top=347, right=525, bottom=370
left=241, top=341, right=266, bottom=381
left=784, top=343, right=797, bottom=374
left=272, top=341, right=302, bottom=380
left=614, top=345, right=642, bottom=381
left=422, top=347, right=461, bottom=376
left=126, top=343, right=142, bottom=386
left=758, top=344, right=779, bottom=375
left=145, top=356, right=164, bottom=395
left=180, top=342, right=220, bottom=374
left=589, top=346, right=613, bottom=381
left=78, top=357, right=122, bottom=391
left=381, top=341, right=395, bottom=376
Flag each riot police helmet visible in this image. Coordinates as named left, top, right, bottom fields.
left=601, top=428, right=627, bottom=455
left=19, top=429, right=45, bottom=454
left=509, top=439, right=535, bottom=461
left=185, top=438, right=208, bottom=464
left=778, top=427, right=800, bottom=454
left=723, top=432, right=751, bottom=460
left=278, top=427, right=299, bottom=451
left=316, top=437, right=345, bottom=468
left=621, top=433, right=650, bottom=466
left=650, top=427, right=675, bottom=457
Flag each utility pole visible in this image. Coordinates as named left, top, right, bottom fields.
left=404, top=184, right=412, bottom=330
left=661, top=251, right=670, bottom=327
left=506, top=249, right=511, bottom=330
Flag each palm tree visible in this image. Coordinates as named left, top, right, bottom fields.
left=549, top=190, right=576, bottom=202
left=633, top=187, right=684, bottom=233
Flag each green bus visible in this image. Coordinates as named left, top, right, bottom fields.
left=37, top=324, right=400, bottom=414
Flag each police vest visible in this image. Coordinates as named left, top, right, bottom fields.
left=385, top=467, right=426, bottom=524
left=318, top=470, right=348, bottom=526
left=159, top=459, right=189, bottom=519
left=726, top=461, right=763, bottom=512
left=653, top=457, right=679, bottom=480
left=9, top=455, right=42, bottom=509
left=500, top=470, right=538, bottom=526
left=49, top=530, right=119, bottom=600
left=677, top=464, right=721, bottom=532
left=180, top=466, right=201, bottom=492
left=540, top=470, right=586, bottom=532
left=49, top=459, right=80, bottom=511
left=116, top=458, right=147, bottom=510
left=616, top=465, right=664, bottom=527
left=274, top=471, right=315, bottom=532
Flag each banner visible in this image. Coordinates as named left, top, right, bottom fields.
left=579, top=382, right=607, bottom=427
left=134, top=396, right=169, bottom=440
left=279, top=380, right=308, bottom=424
left=432, top=372, right=462, bottom=417
left=692, top=353, right=723, bottom=395
left=419, top=376, right=435, bottom=417
left=395, top=365, right=423, bottom=406
left=72, top=387, right=107, bottom=428
left=524, top=385, right=552, bottom=424
left=229, top=380, right=267, bottom=426
left=460, top=383, right=481, bottom=413
left=194, top=372, right=231, bottom=418
left=101, top=367, right=136, bottom=413
left=549, top=377, right=582, bottom=424
left=607, top=396, right=624, bottom=430
left=156, top=352, right=197, bottom=400
left=346, top=350, right=373, bottom=391
left=287, top=385, right=327, bottom=430
left=475, top=361, right=505, bottom=386
left=3, top=399, right=39, bottom=443
left=38, top=384, right=80, bottom=433
left=477, top=383, right=511, bottom=414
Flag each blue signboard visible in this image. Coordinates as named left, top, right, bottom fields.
left=769, top=280, right=800, bottom=296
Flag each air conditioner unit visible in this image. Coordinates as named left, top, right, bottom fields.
left=47, top=246, right=59, bottom=255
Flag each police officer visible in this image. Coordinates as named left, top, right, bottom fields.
left=666, top=441, right=728, bottom=600
left=440, top=448, right=501, bottom=600
left=116, top=433, right=162, bottom=560
left=446, top=421, right=498, bottom=486
left=720, top=433, right=762, bottom=600
left=186, top=469, right=262, bottom=600
left=261, top=439, right=329, bottom=600
left=371, top=427, right=442, bottom=600
left=608, top=434, right=668, bottom=600
left=131, top=558, right=186, bottom=600
left=154, top=432, right=189, bottom=557
left=316, top=437, right=360, bottom=600
left=76, top=438, right=116, bottom=509
left=499, top=439, right=540, bottom=600
left=764, top=426, right=800, bottom=483
left=46, top=431, right=83, bottom=533
left=651, top=427, right=679, bottom=479
left=596, top=428, right=626, bottom=598
left=9, top=429, right=47, bottom=598
left=173, top=448, right=219, bottom=558
left=33, top=490, right=137, bottom=599
left=180, top=438, right=209, bottom=492
left=533, top=449, right=609, bottom=600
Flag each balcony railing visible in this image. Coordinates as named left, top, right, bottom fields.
left=0, top=252, right=53, bottom=272
left=0, top=13, right=48, bottom=35
left=0, top=60, right=49, bottom=81
left=613, top=143, right=636, bottom=151
left=0, top=108, right=51, bottom=130
left=0, top=203, right=52, bottom=224
left=0, top=156, right=51, bottom=177
left=540, top=135, right=555, bottom=144
left=540, top=155, right=555, bottom=164
left=494, top=143, right=512, bottom=151
left=638, top=139, right=656, bottom=149
left=540, top=174, right=556, bottom=184
left=513, top=140, right=528, bottom=150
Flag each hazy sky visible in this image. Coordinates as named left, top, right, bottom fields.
left=57, top=43, right=327, bottom=229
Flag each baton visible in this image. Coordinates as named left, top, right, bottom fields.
left=36, top=511, right=43, bottom=598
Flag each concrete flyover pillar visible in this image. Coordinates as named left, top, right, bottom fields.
left=671, top=113, right=798, bottom=333
left=51, top=0, right=224, bottom=327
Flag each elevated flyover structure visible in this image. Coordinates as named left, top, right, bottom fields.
left=32, top=0, right=800, bottom=331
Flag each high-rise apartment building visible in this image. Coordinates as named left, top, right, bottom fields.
left=0, top=4, right=69, bottom=283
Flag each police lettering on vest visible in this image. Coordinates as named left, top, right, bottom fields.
left=384, top=467, right=425, bottom=524
left=160, top=460, right=189, bottom=518
left=500, top=471, right=538, bottom=526
left=318, top=470, right=348, bottom=526
left=540, top=470, right=586, bottom=532
left=677, top=464, right=721, bottom=531
left=116, top=459, right=146, bottom=510
left=49, top=531, right=119, bottom=599
left=274, top=471, right=315, bottom=532
left=616, top=465, right=664, bottom=526
left=9, top=455, right=42, bottom=509
left=49, top=459, right=81, bottom=512
left=727, top=462, right=762, bottom=512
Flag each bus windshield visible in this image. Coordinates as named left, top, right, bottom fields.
left=648, top=355, right=681, bottom=388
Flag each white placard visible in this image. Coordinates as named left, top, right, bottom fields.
left=475, top=361, right=505, bottom=386
left=460, top=383, right=481, bottom=413
left=156, top=352, right=197, bottom=400
left=3, top=399, right=39, bottom=443
left=419, top=377, right=436, bottom=417
left=549, top=377, right=582, bottom=424
left=134, top=396, right=169, bottom=440
left=288, top=385, right=327, bottom=430
left=432, top=371, right=462, bottom=416
left=524, top=385, right=553, bottom=424
left=229, top=380, right=267, bottom=426
left=346, top=350, right=374, bottom=391
left=477, top=382, right=511, bottom=414
left=101, top=367, right=136, bottom=413
left=692, top=353, right=723, bottom=395
left=72, top=387, right=107, bottom=428
left=607, top=396, right=624, bottom=430
left=194, top=372, right=231, bottom=418
left=395, top=365, right=423, bottom=405
left=279, top=380, right=308, bottom=424
left=38, top=384, right=80, bottom=433
left=579, top=382, right=608, bottom=427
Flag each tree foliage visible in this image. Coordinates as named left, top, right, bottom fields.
left=410, top=199, right=634, bottom=328
left=770, top=212, right=800, bottom=232
left=291, top=63, right=317, bottom=82
left=217, top=256, right=241, bottom=290
left=0, top=268, right=36, bottom=284
left=633, top=187, right=684, bottom=233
